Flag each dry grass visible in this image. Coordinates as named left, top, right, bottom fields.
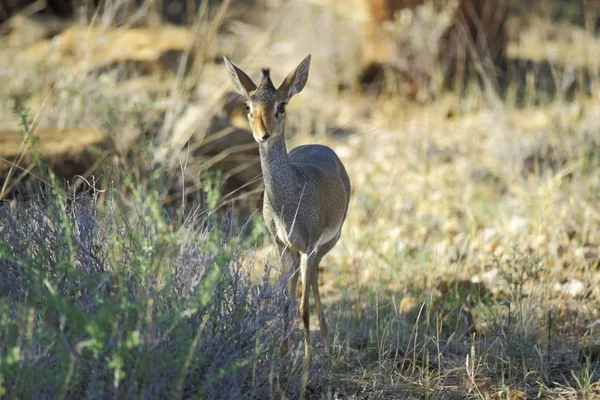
left=2, top=0, right=600, bottom=398
left=247, top=2, right=600, bottom=397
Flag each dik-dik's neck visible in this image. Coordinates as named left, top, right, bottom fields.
left=259, top=135, right=295, bottom=200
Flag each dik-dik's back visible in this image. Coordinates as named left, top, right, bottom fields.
left=263, top=144, right=351, bottom=253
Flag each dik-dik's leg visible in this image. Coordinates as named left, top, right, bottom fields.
left=278, top=242, right=300, bottom=355
left=300, top=252, right=317, bottom=367
left=311, top=234, right=340, bottom=351
left=311, top=264, right=327, bottom=351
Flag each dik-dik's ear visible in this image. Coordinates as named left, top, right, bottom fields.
left=224, top=57, right=257, bottom=97
left=278, top=54, right=311, bottom=100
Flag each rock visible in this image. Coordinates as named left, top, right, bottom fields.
left=507, top=217, right=528, bottom=235
left=559, top=279, right=586, bottom=298
left=22, top=26, right=196, bottom=75
left=0, top=127, right=107, bottom=196
left=0, top=127, right=106, bottom=165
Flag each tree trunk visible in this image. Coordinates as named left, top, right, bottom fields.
left=358, top=0, right=508, bottom=94
left=439, top=0, right=508, bottom=92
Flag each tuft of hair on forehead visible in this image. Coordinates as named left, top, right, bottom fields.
left=255, top=67, right=276, bottom=94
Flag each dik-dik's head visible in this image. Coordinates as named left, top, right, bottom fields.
left=224, top=55, right=311, bottom=143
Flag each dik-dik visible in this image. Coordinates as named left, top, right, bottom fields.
left=224, top=55, right=351, bottom=366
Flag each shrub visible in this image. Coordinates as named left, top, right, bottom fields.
left=0, top=184, right=299, bottom=399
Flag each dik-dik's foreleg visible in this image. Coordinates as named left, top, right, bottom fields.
left=278, top=242, right=300, bottom=355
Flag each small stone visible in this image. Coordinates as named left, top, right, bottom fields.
left=471, top=268, right=499, bottom=285
left=507, top=217, right=528, bottom=235
left=561, top=279, right=586, bottom=298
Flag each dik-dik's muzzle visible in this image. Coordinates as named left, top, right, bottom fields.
left=256, top=133, right=270, bottom=142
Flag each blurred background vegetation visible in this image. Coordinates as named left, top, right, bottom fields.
left=2, top=0, right=600, bottom=398
left=1, top=0, right=599, bottom=210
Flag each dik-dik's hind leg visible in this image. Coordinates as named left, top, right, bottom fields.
left=300, top=252, right=317, bottom=367
left=312, top=235, right=339, bottom=352
left=310, top=265, right=327, bottom=351
left=277, top=242, right=300, bottom=355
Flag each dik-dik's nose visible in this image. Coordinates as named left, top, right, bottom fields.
left=255, top=132, right=270, bottom=143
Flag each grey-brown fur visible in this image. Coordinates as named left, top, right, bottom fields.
left=224, top=55, right=351, bottom=368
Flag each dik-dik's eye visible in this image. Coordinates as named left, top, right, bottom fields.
left=245, top=104, right=251, bottom=114
left=276, top=103, right=286, bottom=116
